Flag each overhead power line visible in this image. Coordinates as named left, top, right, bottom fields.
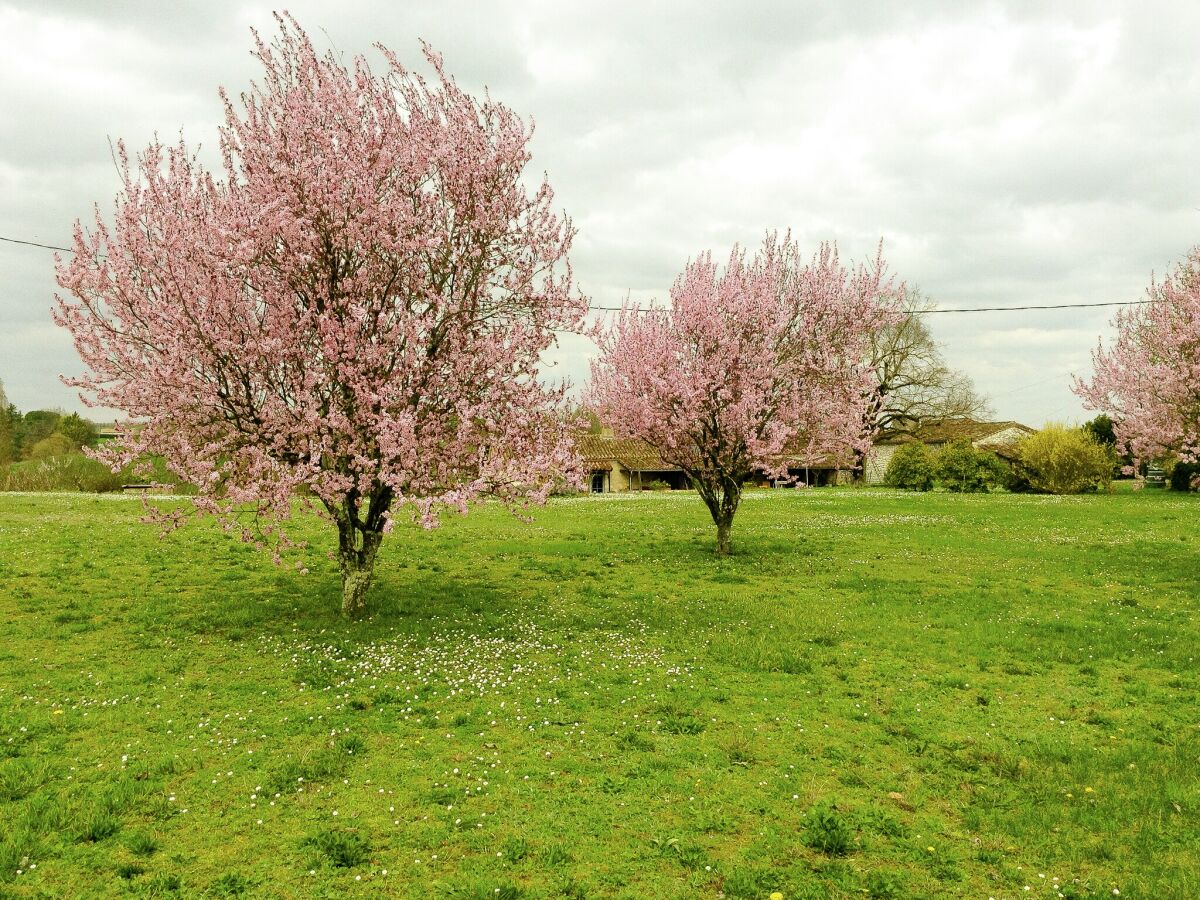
left=919, top=300, right=1151, bottom=314
left=583, top=299, right=1152, bottom=315
left=2, top=233, right=1151, bottom=316
left=0, top=235, right=74, bottom=253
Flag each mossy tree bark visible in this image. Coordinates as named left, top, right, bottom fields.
left=327, top=487, right=393, bottom=618
left=696, top=474, right=743, bottom=557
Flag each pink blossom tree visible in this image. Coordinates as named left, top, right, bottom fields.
left=1075, top=246, right=1200, bottom=468
left=587, top=234, right=902, bottom=556
left=54, top=15, right=586, bottom=616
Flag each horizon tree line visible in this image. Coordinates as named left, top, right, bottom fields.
left=0, top=380, right=99, bottom=466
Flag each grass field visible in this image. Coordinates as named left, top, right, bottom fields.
left=0, top=487, right=1197, bottom=898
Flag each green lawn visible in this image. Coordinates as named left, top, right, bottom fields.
left=0, top=487, right=1197, bottom=898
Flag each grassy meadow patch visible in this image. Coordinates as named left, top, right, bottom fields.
left=0, top=488, right=1197, bottom=897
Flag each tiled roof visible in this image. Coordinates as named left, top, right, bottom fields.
left=878, top=419, right=1035, bottom=446
left=779, top=454, right=846, bottom=469
left=575, top=435, right=682, bottom=472
left=778, top=437, right=853, bottom=469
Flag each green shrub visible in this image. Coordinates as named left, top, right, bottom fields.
left=645, top=479, right=671, bottom=491
left=1084, top=413, right=1133, bottom=473
left=882, top=442, right=936, bottom=491
left=29, top=432, right=76, bottom=459
left=68, top=455, right=130, bottom=492
left=57, top=413, right=100, bottom=449
left=1014, top=425, right=1114, bottom=494
left=2, top=454, right=127, bottom=493
left=1168, top=460, right=1200, bottom=492
left=1003, top=461, right=1035, bottom=494
left=935, top=442, right=1007, bottom=493
left=0, top=452, right=199, bottom=494
left=3, top=457, right=62, bottom=491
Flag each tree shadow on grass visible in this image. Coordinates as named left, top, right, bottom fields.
left=126, top=558, right=518, bottom=647
left=354, top=571, right=518, bottom=628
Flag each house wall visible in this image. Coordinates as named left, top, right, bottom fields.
left=584, top=464, right=633, bottom=492
left=864, top=445, right=897, bottom=484
left=611, top=464, right=631, bottom=492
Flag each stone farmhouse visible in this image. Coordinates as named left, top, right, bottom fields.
left=575, top=433, right=690, bottom=493
left=578, top=419, right=1035, bottom=492
left=576, top=430, right=852, bottom=492
left=863, top=419, right=1036, bottom=484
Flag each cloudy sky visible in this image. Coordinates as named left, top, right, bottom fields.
left=2, top=0, right=1199, bottom=424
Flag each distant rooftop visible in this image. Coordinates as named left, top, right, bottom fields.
left=878, top=419, right=1035, bottom=446
left=575, top=434, right=681, bottom=472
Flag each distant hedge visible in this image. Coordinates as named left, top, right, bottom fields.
left=935, top=441, right=1008, bottom=493
left=0, top=453, right=195, bottom=494
left=1, top=454, right=127, bottom=493
left=883, top=443, right=936, bottom=491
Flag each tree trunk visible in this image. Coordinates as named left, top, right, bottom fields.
left=338, top=521, right=383, bottom=618
left=715, top=518, right=733, bottom=557
left=851, top=444, right=869, bottom=483
left=698, top=477, right=742, bottom=557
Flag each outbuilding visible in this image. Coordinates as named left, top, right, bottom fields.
left=576, top=433, right=690, bottom=492
left=864, top=419, right=1036, bottom=484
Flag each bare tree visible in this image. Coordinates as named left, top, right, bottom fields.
left=863, top=290, right=991, bottom=442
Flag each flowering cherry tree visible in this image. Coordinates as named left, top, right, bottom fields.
left=587, top=234, right=901, bottom=555
left=1075, top=245, right=1200, bottom=468
left=54, top=15, right=586, bottom=616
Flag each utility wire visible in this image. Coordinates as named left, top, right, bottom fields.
left=583, top=299, right=1152, bottom=315
left=0, top=235, right=75, bottom=253
left=1, top=233, right=1152, bottom=316
left=988, top=370, right=1075, bottom=398
left=921, top=300, right=1150, bottom=314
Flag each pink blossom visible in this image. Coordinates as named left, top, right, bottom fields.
left=54, top=14, right=586, bottom=615
left=587, top=233, right=902, bottom=554
left=1075, top=246, right=1200, bottom=468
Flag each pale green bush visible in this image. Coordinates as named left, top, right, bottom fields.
left=1014, top=424, right=1113, bottom=494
